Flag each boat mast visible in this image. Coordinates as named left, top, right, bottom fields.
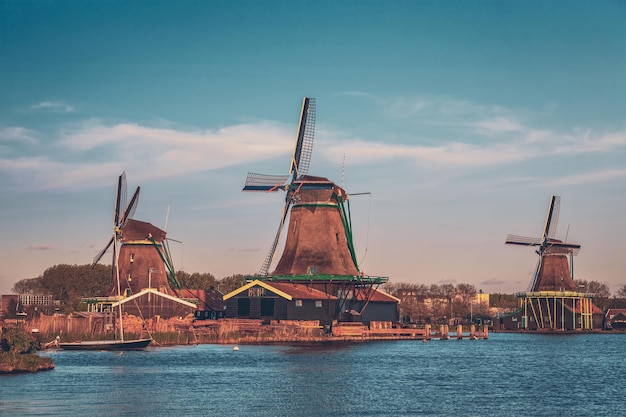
left=114, top=239, right=124, bottom=341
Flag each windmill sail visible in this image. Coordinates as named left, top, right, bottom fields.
left=291, top=97, right=316, bottom=177
left=543, top=195, right=560, bottom=240
left=242, top=97, right=317, bottom=275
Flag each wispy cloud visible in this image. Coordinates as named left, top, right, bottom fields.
left=324, top=94, right=626, bottom=168
left=26, top=245, right=53, bottom=251
left=1, top=119, right=294, bottom=190
left=322, top=131, right=626, bottom=168
left=540, top=168, right=626, bottom=187
left=31, top=101, right=74, bottom=113
left=3, top=94, right=626, bottom=191
left=481, top=278, right=507, bottom=286
left=0, top=127, right=38, bottom=145
left=472, top=116, right=523, bottom=134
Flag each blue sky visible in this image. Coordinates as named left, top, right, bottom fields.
left=1, top=1, right=625, bottom=295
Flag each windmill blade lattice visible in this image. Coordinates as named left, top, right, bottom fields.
left=92, top=236, right=114, bottom=267
left=505, top=234, right=542, bottom=246
left=121, top=186, right=141, bottom=228
left=529, top=256, right=543, bottom=291
left=243, top=173, right=291, bottom=191
left=114, top=172, right=127, bottom=228
left=242, top=97, right=317, bottom=276
left=291, top=97, right=316, bottom=177
left=259, top=198, right=292, bottom=276
left=543, top=195, right=560, bottom=239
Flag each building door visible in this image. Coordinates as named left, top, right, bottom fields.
left=238, top=298, right=250, bottom=317
left=260, top=298, right=275, bottom=317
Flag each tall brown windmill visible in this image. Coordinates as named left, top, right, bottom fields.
left=506, top=195, right=594, bottom=330
left=243, top=98, right=387, bottom=321
left=92, top=172, right=181, bottom=298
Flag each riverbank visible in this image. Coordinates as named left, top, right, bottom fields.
left=0, top=353, right=54, bottom=374
left=11, top=314, right=626, bottom=353
left=1, top=327, right=55, bottom=374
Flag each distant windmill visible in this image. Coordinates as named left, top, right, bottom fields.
left=92, top=172, right=181, bottom=297
left=506, top=195, right=581, bottom=292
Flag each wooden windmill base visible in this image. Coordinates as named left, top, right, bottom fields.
left=258, top=273, right=389, bottom=322
left=516, top=291, right=594, bottom=331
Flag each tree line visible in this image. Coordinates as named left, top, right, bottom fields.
left=382, top=280, right=626, bottom=324
left=9, top=264, right=626, bottom=321
left=10, top=264, right=249, bottom=315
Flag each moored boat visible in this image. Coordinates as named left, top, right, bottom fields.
left=59, top=338, right=152, bottom=351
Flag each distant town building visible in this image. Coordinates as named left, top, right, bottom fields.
left=19, top=294, right=53, bottom=307
left=0, top=294, right=19, bottom=319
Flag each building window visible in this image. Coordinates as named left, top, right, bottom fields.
left=295, top=300, right=303, bottom=307
left=315, top=300, right=322, bottom=308
left=248, top=287, right=265, bottom=297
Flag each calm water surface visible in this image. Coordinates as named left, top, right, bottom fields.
left=1, top=333, right=624, bottom=416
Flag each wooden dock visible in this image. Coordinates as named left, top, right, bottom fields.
left=333, top=323, right=489, bottom=341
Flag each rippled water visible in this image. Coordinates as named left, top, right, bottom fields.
left=1, top=333, right=624, bottom=416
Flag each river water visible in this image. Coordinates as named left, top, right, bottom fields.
left=1, top=333, right=624, bottom=416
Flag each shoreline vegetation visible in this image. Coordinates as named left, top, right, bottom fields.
left=1, top=327, right=54, bottom=374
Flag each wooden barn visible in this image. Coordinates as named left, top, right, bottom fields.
left=224, top=280, right=336, bottom=325
left=179, top=288, right=226, bottom=320
left=115, top=288, right=197, bottom=319
left=605, top=309, right=626, bottom=330
left=224, top=280, right=398, bottom=326
left=359, top=289, right=400, bottom=323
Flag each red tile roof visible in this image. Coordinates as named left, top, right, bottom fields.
left=178, top=289, right=225, bottom=311
left=267, top=282, right=337, bottom=300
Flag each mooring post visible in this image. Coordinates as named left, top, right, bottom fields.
left=469, top=324, right=477, bottom=340
left=425, top=324, right=431, bottom=340
left=483, top=324, right=489, bottom=339
left=456, top=324, right=463, bottom=340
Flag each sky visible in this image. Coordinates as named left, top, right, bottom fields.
left=1, top=1, right=625, bottom=295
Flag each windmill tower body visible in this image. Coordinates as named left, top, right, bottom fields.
left=243, top=98, right=387, bottom=321
left=532, top=251, right=577, bottom=292
left=114, top=219, right=175, bottom=297
left=506, top=196, right=594, bottom=330
left=272, top=176, right=359, bottom=276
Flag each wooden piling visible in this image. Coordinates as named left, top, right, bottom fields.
left=456, top=324, right=463, bottom=340
left=469, top=324, right=477, bottom=340
left=440, top=324, right=449, bottom=340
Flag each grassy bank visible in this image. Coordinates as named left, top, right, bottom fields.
left=1, top=327, right=54, bottom=374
